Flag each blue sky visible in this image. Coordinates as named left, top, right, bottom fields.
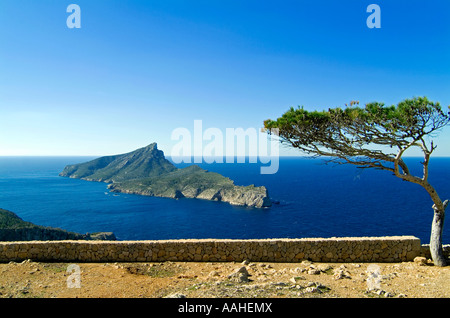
left=0, top=0, right=449, bottom=157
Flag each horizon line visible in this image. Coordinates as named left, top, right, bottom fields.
left=1, top=155, right=449, bottom=158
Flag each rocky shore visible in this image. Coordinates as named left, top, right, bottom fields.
left=107, top=175, right=271, bottom=208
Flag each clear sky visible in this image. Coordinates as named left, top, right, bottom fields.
left=1, top=0, right=449, bottom=157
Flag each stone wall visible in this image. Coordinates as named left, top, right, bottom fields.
left=419, top=244, right=450, bottom=259
left=0, top=236, right=422, bottom=263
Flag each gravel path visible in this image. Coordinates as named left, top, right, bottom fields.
left=0, top=258, right=448, bottom=298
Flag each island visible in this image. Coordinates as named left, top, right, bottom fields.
left=59, top=143, right=272, bottom=208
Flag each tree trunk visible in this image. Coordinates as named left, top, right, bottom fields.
left=430, top=201, right=448, bottom=267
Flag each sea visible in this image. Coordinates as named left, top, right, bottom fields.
left=0, top=156, right=448, bottom=244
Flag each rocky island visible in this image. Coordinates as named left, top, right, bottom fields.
left=59, top=143, right=272, bottom=208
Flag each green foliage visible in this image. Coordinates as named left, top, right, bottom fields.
left=0, top=208, right=36, bottom=229
left=0, top=209, right=115, bottom=241
left=111, top=165, right=236, bottom=197
left=264, top=96, right=450, bottom=160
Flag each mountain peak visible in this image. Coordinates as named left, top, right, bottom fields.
left=59, top=142, right=177, bottom=182
left=143, top=142, right=157, bottom=150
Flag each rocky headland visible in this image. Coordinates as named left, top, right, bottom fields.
left=60, top=143, right=271, bottom=208
left=0, top=208, right=116, bottom=241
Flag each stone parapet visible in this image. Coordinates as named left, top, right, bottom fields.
left=0, top=236, right=422, bottom=263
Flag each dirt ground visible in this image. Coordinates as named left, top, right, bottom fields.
left=0, top=257, right=448, bottom=299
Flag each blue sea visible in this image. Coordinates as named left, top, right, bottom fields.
left=0, top=156, right=448, bottom=244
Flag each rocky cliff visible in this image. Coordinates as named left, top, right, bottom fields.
left=60, top=143, right=271, bottom=208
